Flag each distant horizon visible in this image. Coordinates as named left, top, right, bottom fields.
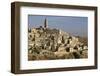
left=28, top=15, right=88, bottom=37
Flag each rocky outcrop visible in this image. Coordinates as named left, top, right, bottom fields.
left=28, top=27, right=88, bottom=60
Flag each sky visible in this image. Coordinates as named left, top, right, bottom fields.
left=28, top=15, right=88, bottom=37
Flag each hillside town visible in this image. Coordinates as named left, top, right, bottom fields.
left=28, top=18, right=88, bottom=60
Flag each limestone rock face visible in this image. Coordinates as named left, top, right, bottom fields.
left=28, top=27, right=88, bottom=60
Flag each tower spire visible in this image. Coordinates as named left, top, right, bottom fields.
left=44, top=18, right=48, bottom=29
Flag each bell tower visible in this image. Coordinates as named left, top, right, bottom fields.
left=44, top=18, right=48, bottom=29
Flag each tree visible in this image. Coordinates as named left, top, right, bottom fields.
left=62, top=36, right=65, bottom=43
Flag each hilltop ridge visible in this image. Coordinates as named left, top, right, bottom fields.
left=28, top=27, right=88, bottom=60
